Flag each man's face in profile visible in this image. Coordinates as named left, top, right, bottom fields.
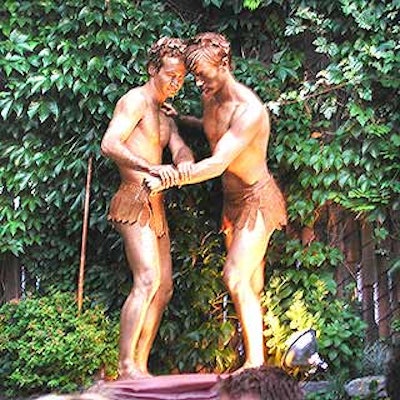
left=191, top=58, right=226, bottom=99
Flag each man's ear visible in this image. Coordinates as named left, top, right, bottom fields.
left=148, top=63, right=157, bottom=77
left=220, top=56, right=230, bottom=69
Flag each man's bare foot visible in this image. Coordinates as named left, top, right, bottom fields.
left=118, top=365, right=152, bottom=380
left=138, top=368, right=154, bottom=378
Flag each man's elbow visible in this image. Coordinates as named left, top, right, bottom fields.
left=215, top=164, right=227, bottom=177
left=100, top=137, right=113, bottom=158
left=209, top=160, right=227, bottom=178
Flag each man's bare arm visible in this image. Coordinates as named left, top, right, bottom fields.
left=101, top=92, right=152, bottom=172
left=166, top=118, right=195, bottom=183
left=179, top=105, right=262, bottom=184
left=178, top=115, right=204, bottom=132
left=146, top=105, right=263, bottom=191
left=161, top=102, right=203, bottom=132
left=168, top=119, right=195, bottom=165
left=148, top=118, right=194, bottom=186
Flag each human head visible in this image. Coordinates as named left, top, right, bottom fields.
left=184, top=32, right=233, bottom=98
left=218, top=366, right=305, bottom=400
left=147, top=36, right=187, bottom=73
left=146, top=37, right=187, bottom=100
left=185, top=32, right=232, bottom=72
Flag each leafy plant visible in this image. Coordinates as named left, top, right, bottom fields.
left=0, top=291, right=118, bottom=397
left=391, top=318, right=400, bottom=333
left=361, top=341, right=391, bottom=376
left=262, top=240, right=366, bottom=377
left=305, top=373, right=348, bottom=400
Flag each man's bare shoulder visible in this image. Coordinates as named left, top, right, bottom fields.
left=118, top=86, right=147, bottom=105
left=232, top=91, right=266, bottom=127
left=159, top=112, right=178, bottom=139
left=116, top=87, right=147, bottom=113
left=231, top=82, right=269, bottom=130
left=236, top=81, right=264, bottom=109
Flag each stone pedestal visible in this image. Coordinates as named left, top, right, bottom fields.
left=92, top=373, right=222, bottom=400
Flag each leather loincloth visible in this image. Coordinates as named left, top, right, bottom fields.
left=221, top=174, right=287, bottom=234
left=107, top=181, right=167, bottom=237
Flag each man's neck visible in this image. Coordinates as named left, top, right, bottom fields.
left=145, top=80, right=165, bottom=106
left=214, top=73, right=236, bottom=104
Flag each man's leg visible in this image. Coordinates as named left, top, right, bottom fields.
left=135, top=233, right=173, bottom=374
left=225, top=231, right=267, bottom=300
left=222, top=211, right=272, bottom=369
left=116, top=222, right=162, bottom=379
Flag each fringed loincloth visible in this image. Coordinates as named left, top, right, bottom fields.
left=221, top=174, right=287, bottom=234
left=107, top=181, right=167, bottom=237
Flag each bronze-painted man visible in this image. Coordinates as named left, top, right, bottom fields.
left=101, top=37, right=194, bottom=379
left=147, top=32, right=287, bottom=371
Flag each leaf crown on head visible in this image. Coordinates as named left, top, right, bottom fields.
left=147, top=37, right=187, bottom=72
left=185, top=32, right=232, bottom=71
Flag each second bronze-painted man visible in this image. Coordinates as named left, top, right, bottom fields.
left=147, top=32, right=287, bottom=372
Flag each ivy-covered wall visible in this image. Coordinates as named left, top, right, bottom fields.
left=0, top=0, right=399, bottom=396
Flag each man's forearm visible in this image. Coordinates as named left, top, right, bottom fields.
left=145, top=157, right=225, bottom=194
left=177, top=115, right=203, bottom=132
left=179, top=156, right=225, bottom=186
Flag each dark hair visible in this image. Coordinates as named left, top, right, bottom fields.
left=185, top=32, right=232, bottom=72
left=219, top=366, right=304, bottom=400
left=147, top=37, right=187, bottom=72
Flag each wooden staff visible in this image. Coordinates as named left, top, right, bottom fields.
left=77, top=156, right=93, bottom=314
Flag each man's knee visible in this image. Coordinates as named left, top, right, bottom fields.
left=223, top=263, right=246, bottom=295
left=135, top=269, right=161, bottom=297
left=251, top=269, right=265, bottom=298
left=159, top=278, right=174, bottom=304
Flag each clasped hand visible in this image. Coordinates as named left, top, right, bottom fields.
left=145, top=162, right=193, bottom=195
left=161, top=102, right=178, bottom=118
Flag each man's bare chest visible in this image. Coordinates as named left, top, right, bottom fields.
left=136, top=112, right=169, bottom=148
left=203, top=102, right=237, bottom=148
left=138, top=113, right=160, bottom=142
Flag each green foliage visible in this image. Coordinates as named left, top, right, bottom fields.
left=0, top=292, right=118, bottom=397
left=263, top=268, right=366, bottom=377
left=391, top=318, right=400, bottom=333
left=361, top=341, right=391, bottom=376
left=305, top=374, right=348, bottom=400
left=0, top=0, right=195, bottom=298
left=1, top=0, right=399, bottom=391
left=281, top=239, right=344, bottom=271
left=263, top=240, right=366, bottom=377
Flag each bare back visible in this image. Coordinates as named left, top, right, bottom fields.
left=202, top=81, right=270, bottom=189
